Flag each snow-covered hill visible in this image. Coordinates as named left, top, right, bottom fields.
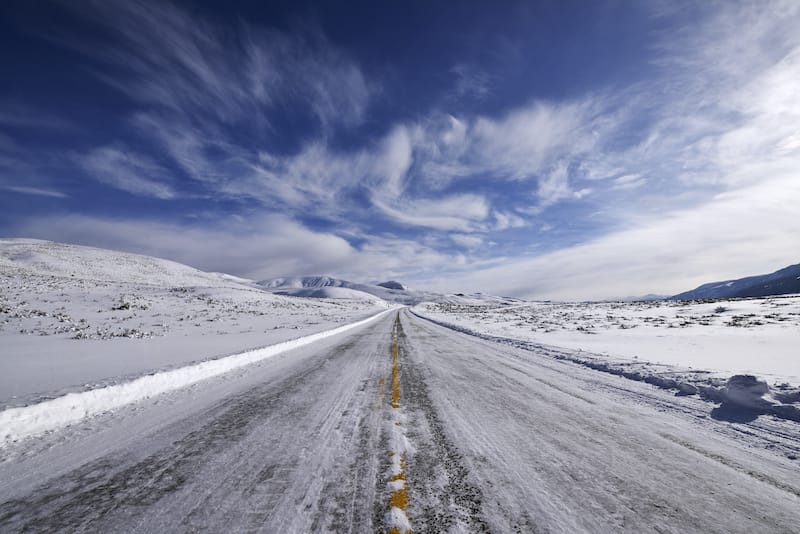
left=275, top=286, right=387, bottom=303
left=0, top=239, right=245, bottom=288
left=671, top=262, right=800, bottom=300
left=0, top=239, right=387, bottom=406
left=259, top=275, right=433, bottom=304
left=259, top=275, right=522, bottom=306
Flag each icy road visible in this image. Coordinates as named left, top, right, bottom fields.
left=1, top=310, right=799, bottom=533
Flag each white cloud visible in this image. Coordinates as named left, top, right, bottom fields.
left=0, top=185, right=68, bottom=198
left=416, top=173, right=800, bottom=300
left=612, top=173, right=645, bottom=190
left=9, top=0, right=799, bottom=301
left=470, top=101, right=592, bottom=181
left=450, top=234, right=483, bottom=249
left=493, top=211, right=527, bottom=230
left=370, top=126, right=415, bottom=199
left=78, top=146, right=175, bottom=199
left=373, top=194, right=489, bottom=232
left=535, top=161, right=586, bottom=208
left=69, top=1, right=373, bottom=129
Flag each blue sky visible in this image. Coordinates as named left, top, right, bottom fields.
left=1, top=0, right=799, bottom=299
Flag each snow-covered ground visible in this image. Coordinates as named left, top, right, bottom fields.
left=3, top=309, right=799, bottom=532
left=414, top=296, right=800, bottom=424
left=1, top=241, right=799, bottom=531
left=0, top=239, right=388, bottom=407
left=415, top=296, right=800, bottom=386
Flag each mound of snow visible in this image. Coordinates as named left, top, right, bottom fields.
left=721, top=375, right=771, bottom=409
left=0, top=239, right=248, bottom=288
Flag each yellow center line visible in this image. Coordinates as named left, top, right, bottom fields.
left=391, top=326, right=401, bottom=409
left=388, top=314, right=412, bottom=534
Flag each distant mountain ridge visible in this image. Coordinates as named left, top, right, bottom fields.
left=671, top=262, right=800, bottom=300
left=377, top=280, right=405, bottom=290
left=608, top=294, right=670, bottom=302
left=258, top=275, right=522, bottom=306
left=257, top=276, right=429, bottom=304
left=258, top=276, right=347, bottom=290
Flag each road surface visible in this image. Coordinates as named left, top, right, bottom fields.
left=1, top=310, right=799, bottom=532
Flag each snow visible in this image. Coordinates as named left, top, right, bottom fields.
left=275, top=286, right=386, bottom=302
left=1, top=305, right=799, bottom=531
left=415, top=295, right=800, bottom=387
left=395, top=312, right=800, bottom=532
left=259, top=274, right=455, bottom=305
left=0, top=307, right=395, bottom=445
left=3, top=237, right=799, bottom=531
left=0, top=238, right=236, bottom=287
left=0, top=239, right=389, bottom=405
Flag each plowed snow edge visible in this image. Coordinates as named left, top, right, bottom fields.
left=0, top=308, right=399, bottom=445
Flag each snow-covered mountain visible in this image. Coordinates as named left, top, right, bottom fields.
left=258, top=276, right=431, bottom=304
left=671, top=262, right=800, bottom=300
left=376, top=280, right=404, bottom=290
left=258, top=275, right=521, bottom=306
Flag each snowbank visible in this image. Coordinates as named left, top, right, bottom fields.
left=415, top=296, right=800, bottom=385
left=0, top=308, right=396, bottom=445
left=411, top=310, right=800, bottom=423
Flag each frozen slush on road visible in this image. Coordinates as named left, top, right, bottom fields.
left=1, top=240, right=799, bottom=533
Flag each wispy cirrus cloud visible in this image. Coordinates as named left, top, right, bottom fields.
left=69, top=0, right=373, bottom=130
left=373, top=194, right=490, bottom=232
left=0, top=185, right=68, bottom=198
left=29, top=1, right=595, bottom=243
left=408, top=1, right=800, bottom=297
left=450, top=63, right=492, bottom=100
left=0, top=117, right=71, bottom=200
left=5, top=0, right=799, bottom=299
left=77, top=146, right=176, bottom=199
